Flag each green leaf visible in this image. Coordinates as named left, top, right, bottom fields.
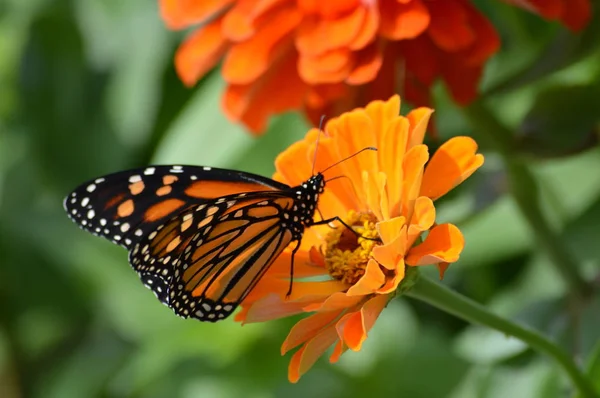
left=517, top=84, right=600, bottom=158
left=574, top=339, right=600, bottom=398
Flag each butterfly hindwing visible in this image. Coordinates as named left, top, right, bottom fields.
left=168, top=196, right=296, bottom=321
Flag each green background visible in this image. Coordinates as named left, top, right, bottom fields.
left=1, top=1, right=600, bottom=397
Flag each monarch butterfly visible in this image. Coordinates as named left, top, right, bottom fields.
left=64, top=149, right=374, bottom=322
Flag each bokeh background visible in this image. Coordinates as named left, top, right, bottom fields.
left=2, top=1, right=600, bottom=397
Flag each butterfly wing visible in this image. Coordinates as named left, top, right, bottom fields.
left=64, top=165, right=288, bottom=249
left=64, top=165, right=290, bottom=303
left=132, top=193, right=297, bottom=321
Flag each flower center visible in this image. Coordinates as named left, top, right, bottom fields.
left=324, top=210, right=379, bottom=285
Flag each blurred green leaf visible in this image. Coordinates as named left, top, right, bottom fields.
left=454, top=327, right=527, bottom=364
left=152, top=73, right=254, bottom=168
left=517, top=84, right=600, bottom=158
left=574, top=338, right=600, bottom=398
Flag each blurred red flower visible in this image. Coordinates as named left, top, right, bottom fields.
left=160, top=0, right=590, bottom=133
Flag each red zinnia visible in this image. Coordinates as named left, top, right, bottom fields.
left=160, top=0, right=590, bottom=133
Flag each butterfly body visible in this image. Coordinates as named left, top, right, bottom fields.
left=64, top=165, right=325, bottom=321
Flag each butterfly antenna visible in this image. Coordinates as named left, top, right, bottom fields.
left=311, top=115, right=326, bottom=176
left=320, top=147, right=377, bottom=174
left=324, top=175, right=351, bottom=184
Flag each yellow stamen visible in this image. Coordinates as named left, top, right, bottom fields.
left=324, top=210, right=379, bottom=285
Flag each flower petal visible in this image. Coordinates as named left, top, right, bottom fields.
left=372, top=228, right=406, bottom=271
left=420, top=136, right=484, bottom=201
left=407, top=107, right=434, bottom=150
left=335, top=294, right=388, bottom=351
left=346, top=43, right=383, bottom=85
left=288, top=326, right=339, bottom=383
left=222, top=7, right=301, bottom=84
left=405, top=223, right=465, bottom=266
left=222, top=51, right=306, bottom=133
left=296, top=6, right=368, bottom=56
left=379, top=0, right=430, bottom=40
left=400, top=144, right=429, bottom=219
left=376, top=216, right=406, bottom=244
left=174, top=19, right=229, bottom=86
left=346, top=259, right=385, bottom=296
left=282, top=310, right=342, bottom=354
left=160, top=0, right=232, bottom=29
left=407, top=196, right=435, bottom=247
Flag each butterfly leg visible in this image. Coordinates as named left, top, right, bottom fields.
left=311, top=216, right=380, bottom=242
left=286, top=240, right=302, bottom=298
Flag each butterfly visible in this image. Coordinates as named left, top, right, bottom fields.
left=63, top=151, right=374, bottom=322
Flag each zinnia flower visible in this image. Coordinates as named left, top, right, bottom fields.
left=160, top=0, right=502, bottom=133
left=234, top=95, right=484, bottom=382
left=160, top=0, right=590, bottom=134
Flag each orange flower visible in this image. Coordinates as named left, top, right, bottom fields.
left=503, top=0, right=591, bottom=31
left=234, top=95, right=484, bottom=382
left=160, top=0, right=501, bottom=133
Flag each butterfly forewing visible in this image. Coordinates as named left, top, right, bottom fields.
left=63, top=165, right=287, bottom=248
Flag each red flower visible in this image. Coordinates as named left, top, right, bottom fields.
left=160, top=0, right=590, bottom=133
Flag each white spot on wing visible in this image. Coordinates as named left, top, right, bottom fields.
left=129, top=175, right=142, bottom=183
left=144, top=167, right=156, bottom=175
left=86, top=184, right=96, bottom=192
left=87, top=210, right=95, bottom=219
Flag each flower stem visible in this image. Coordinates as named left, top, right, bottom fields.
left=463, top=101, right=593, bottom=300
left=406, top=277, right=598, bottom=398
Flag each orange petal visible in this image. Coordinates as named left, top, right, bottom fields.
left=329, top=340, right=347, bottom=363
left=378, top=0, right=430, bottom=40
left=372, top=228, right=406, bottom=271
left=282, top=310, right=342, bottom=354
left=378, top=118, right=409, bottom=212
left=335, top=294, right=388, bottom=351
left=406, top=196, right=435, bottom=247
left=362, top=171, right=387, bottom=221
left=376, top=216, right=406, bottom=244
left=222, top=51, right=306, bottom=133
left=242, top=293, right=310, bottom=323
left=405, top=223, right=465, bottom=266
left=297, top=0, right=361, bottom=18
left=303, top=292, right=363, bottom=312
left=327, top=111, right=378, bottom=208
left=349, top=4, right=379, bottom=50
left=296, top=6, right=368, bottom=56
left=174, top=19, right=229, bottom=86
left=406, top=107, right=433, bottom=150
left=376, top=256, right=405, bottom=294
left=400, top=144, right=429, bottom=220
left=437, top=262, right=450, bottom=279
left=346, top=43, right=383, bottom=85
left=420, top=136, right=484, bottom=201
left=222, top=0, right=288, bottom=41
left=298, top=49, right=354, bottom=84
left=288, top=326, right=339, bottom=383
left=346, top=259, right=385, bottom=296
left=222, top=7, right=301, bottom=84
left=160, top=0, right=232, bottom=29
left=364, top=94, right=401, bottom=136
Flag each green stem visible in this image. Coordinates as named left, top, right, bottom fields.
left=463, top=101, right=593, bottom=300
left=406, top=277, right=598, bottom=398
